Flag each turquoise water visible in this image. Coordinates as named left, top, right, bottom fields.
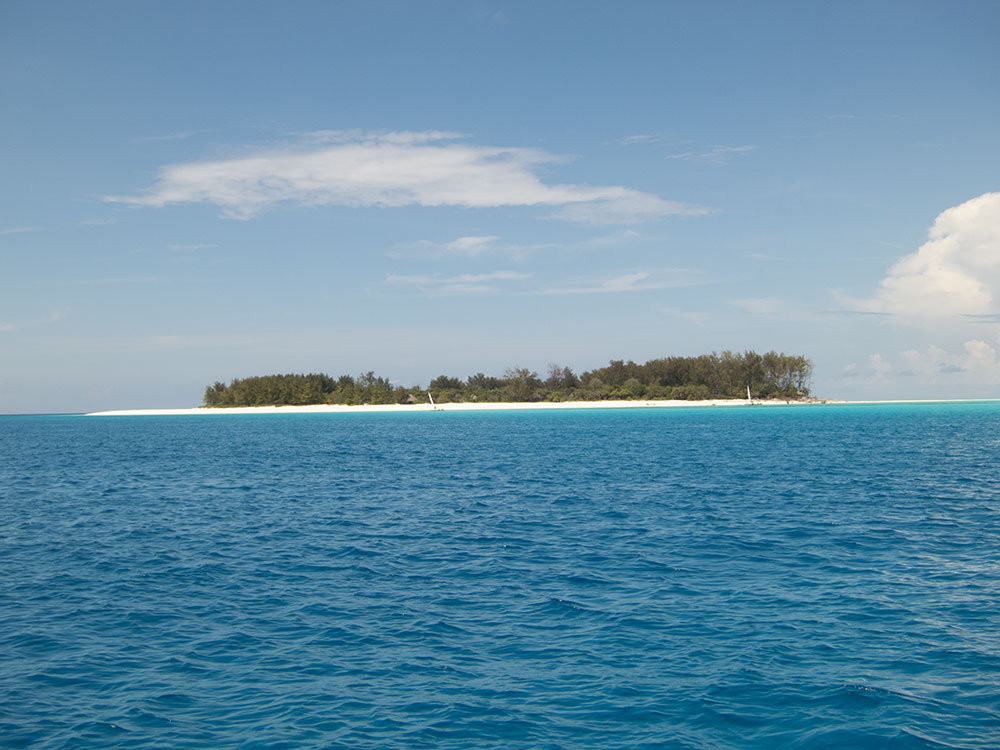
left=2, top=403, right=999, bottom=748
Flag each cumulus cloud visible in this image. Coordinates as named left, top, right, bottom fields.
left=838, top=354, right=895, bottom=385
left=844, top=192, right=1000, bottom=319
left=848, top=336, right=1000, bottom=388
left=899, top=339, right=1000, bottom=381
left=869, top=353, right=893, bottom=378
left=105, top=131, right=705, bottom=224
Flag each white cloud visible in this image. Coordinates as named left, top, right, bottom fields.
left=390, top=234, right=554, bottom=260
left=680, top=311, right=709, bottom=326
left=0, top=308, right=68, bottom=333
left=731, top=297, right=786, bottom=316
left=666, top=144, right=758, bottom=165
left=899, top=340, right=1000, bottom=381
left=444, top=235, right=500, bottom=256
left=847, top=338, right=1000, bottom=389
left=538, top=267, right=702, bottom=295
left=869, top=353, right=893, bottom=377
left=657, top=307, right=710, bottom=325
left=168, top=243, right=218, bottom=253
left=105, top=131, right=706, bottom=224
left=620, top=133, right=672, bottom=146
left=601, top=271, right=651, bottom=292
left=60, top=276, right=162, bottom=285
left=553, top=189, right=705, bottom=224
left=844, top=192, right=1000, bottom=319
left=133, top=129, right=210, bottom=142
left=582, top=229, right=643, bottom=248
left=386, top=265, right=702, bottom=297
left=393, top=228, right=646, bottom=261
left=386, top=270, right=532, bottom=295
left=964, top=338, right=998, bottom=371
left=1, top=226, right=46, bottom=235
left=76, top=217, right=119, bottom=227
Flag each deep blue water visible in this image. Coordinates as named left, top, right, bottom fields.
left=2, top=402, right=1000, bottom=749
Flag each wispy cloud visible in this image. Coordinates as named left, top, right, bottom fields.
left=666, top=144, right=758, bottom=165
left=133, top=129, right=210, bottom=143
left=657, top=306, right=710, bottom=326
left=555, top=192, right=704, bottom=224
left=731, top=297, right=787, bottom=316
left=62, top=333, right=261, bottom=354
left=837, top=192, right=1000, bottom=320
left=680, top=311, right=709, bottom=326
left=469, top=5, right=507, bottom=25
left=444, top=235, right=501, bottom=256
left=168, top=243, right=218, bottom=253
left=76, top=217, right=120, bottom=227
left=386, top=270, right=532, bottom=295
left=389, top=234, right=554, bottom=260
left=537, top=267, right=703, bottom=295
left=961, top=313, right=1000, bottom=323
left=398, top=229, right=646, bottom=260
left=820, top=309, right=891, bottom=317
left=619, top=133, right=673, bottom=146
left=581, top=229, right=643, bottom=249
left=744, top=252, right=785, bottom=262
left=105, top=130, right=706, bottom=224
left=385, top=265, right=702, bottom=297
left=1, top=226, right=46, bottom=235
left=65, top=276, right=162, bottom=285
left=0, top=308, right=69, bottom=332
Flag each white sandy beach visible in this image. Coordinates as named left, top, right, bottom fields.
left=87, top=398, right=826, bottom=416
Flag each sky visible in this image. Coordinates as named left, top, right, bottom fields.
left=2, top=0, right=999, bottom=413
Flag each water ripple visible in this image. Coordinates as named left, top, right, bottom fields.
left=2, top=403, right=1000, bottom=748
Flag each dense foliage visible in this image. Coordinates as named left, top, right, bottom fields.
left=203, top=351, right=812, bottom=406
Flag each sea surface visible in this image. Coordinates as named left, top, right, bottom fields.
left=2, top=402, right=999, bottom=749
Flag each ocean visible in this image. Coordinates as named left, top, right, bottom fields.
left=2, top=402, right=999, bottom=749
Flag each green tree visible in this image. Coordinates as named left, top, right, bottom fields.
left=503, top=367, right=542, bottom=402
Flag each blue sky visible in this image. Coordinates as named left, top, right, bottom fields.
left=2, top=1, right=999, bottom=412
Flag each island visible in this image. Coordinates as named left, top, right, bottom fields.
left=201, top=351, right=813, bottom=407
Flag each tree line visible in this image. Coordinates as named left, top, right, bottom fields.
left=203, top=351, right=813, bottom=406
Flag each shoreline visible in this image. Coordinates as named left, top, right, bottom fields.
left=87, top=398, right=827, bottom=416
left=80, top=398, right=1000, bottom=417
